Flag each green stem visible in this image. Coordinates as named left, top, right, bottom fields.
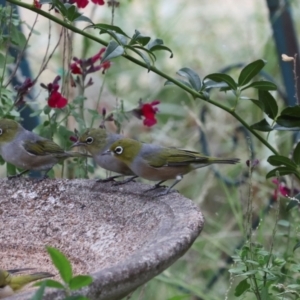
left=7, top=0, right=280, bottom=156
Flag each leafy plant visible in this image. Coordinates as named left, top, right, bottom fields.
left=32, top=246, right=93, bottom=300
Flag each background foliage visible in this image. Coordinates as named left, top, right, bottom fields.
left=1, top=0, right=300, bottom=299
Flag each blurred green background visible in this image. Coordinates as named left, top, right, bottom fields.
left=11, top=0, right=300, bottom=298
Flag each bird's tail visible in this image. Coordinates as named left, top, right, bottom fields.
left=209, top=158, right=240, bottom=164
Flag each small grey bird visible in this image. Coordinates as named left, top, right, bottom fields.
left=0, top=118, right=89, bottom=178
left=72, top=128, right=137, bottom=183
left=107, top=138, right=240, bottom=194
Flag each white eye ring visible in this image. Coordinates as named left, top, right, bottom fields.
left=86, top=137, right=93, bottom=144
left=114, top=146, right=123, bottom=155
left=0, top=129, right=2, bottom=135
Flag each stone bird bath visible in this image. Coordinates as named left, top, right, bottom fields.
left=0, top=178, right=204, bottom=299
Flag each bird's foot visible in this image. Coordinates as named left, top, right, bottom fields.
left=8, top=173, right=24, bottom=180
left=144, top=183, right=167, bottom=193
left=32, top=175, right=49, bottom=182
left=154, top=188, right=179, bottom=197
left=112, top=176, right=138, bottom=186
left=96, top=175, right=121, bottom=183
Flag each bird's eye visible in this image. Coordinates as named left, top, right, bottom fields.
left=114, top=146, right=123, bottom=155
left=0, top=129, right=3, bottom=135
left=86, top=137, right=93, bottom=144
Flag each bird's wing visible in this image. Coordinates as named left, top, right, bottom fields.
left=23, top=140, right=65, bottom=156
left=164, top=149, right=209, bottom=166
left=146, top=149, right=208, bottom=168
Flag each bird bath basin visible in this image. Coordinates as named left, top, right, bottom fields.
left=0, top=178, right=204, bottom=300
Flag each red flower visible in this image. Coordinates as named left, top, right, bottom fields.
left=41, top=76, right=68, bottom=109
left=91, top=0, right=105, bottom=5
left=132, top=100, right=160, bottom=127
left=33, top=0, right=42, bottom=8
left=69, top=135, right=78, bottom=142
left=70, top=48, right=111, bottom=85
left=100, top=60, right=112, bottom=74
left=73, top=0, right=89, bottom=8
left=48, top=91, right=68, bottom=109
left=70, top=63, right=82, bottom=74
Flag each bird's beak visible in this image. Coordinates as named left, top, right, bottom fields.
left=102, top=149, right=112, bottom=156
left=71, top=141, right=85, bottom=148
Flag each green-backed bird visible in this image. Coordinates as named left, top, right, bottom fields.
left=106, top=138, right=240, bottom=194
left=72, top=128, right=137, bottom=183
left=0, top=118, right=89, bottom=179
left=0, top=268, right=54, bottom=298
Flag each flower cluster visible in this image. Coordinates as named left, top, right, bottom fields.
left=41, top=76, right=68, bottom=109
left=33, top=0, right=42, bottom=8
left=14, top=78, right=35, bottom=106
left=70, top=48, right=111, bottom=79
left=132, top=99, right=160, bottom=127
left=70, top=0, right=104, bottom=8
left=272, top=179, right=299, bottom=200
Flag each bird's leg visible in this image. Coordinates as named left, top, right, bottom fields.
left=96, top=175, right=123, bottom=183
left=112, top=175, right=138, bottom=186
left=144, top=180, right=167, bottom=192
left=31, top=169, right=52, bottom=182
left=156, top=175, right=183, bottom=196
left=8, top=169, right=29, bottom=179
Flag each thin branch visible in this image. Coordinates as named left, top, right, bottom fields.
left=38, top=18, right=52, bottom=78
left=6, top=0, right=281, bottom=158
left=4, top=13, right=39, bottom=87
left=34, top=28, right=63, bottom=81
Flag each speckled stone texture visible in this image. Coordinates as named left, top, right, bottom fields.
left=0, top=178, right=204, bottom=300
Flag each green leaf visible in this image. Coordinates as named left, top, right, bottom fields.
left=242, top=80, right=277, bottom=91
left=276, top=106, right=300, bottom=128
left=74, top=15, right=93, bottom=23
left=234, top=278, right=250, bottom=297
left=164, top=79, right=193, bottom=88
left=293, top=142, right=300, bottom=165
left=286, top=284, right=300, bottom=290
left=267, top=155, right=297, bottom=169
left=286, top=193, right=300, bottom=211
left=204, top=73, right=237, bottom=91
left=250, top=119, right=273, bottom=131
left=90, top=23, right=130, bottom=38
left=293, top=241, right=300, bottom=252
left=65, top=4, right=78, bottom=22
left=277, top=219, right=290, bottom=227
left=46, top=246, right=72, bottom=283
left=35, top=279, right=64, bottom=289
left=167, top=295, right=190, bottom=300
left=147, top=39, right=173, bottom=58
left=238, top=59, right=266, bottom=86
left=177, top=68, right=201, bottom=91
left=132, top=45, right=157, bottom=61
left=31, top=281, right=46, bottom=300
left=228, top=267, right=245, bottom=275
left=127, top=46, right=151, bottom=70
left=273, top=124, right=300, bottom=131
left=266, top=167, right=299, bottom=179
left=258, top=90, right=278, bottom=119
left=202, top=80, right=228, bottom=90
left=129, top=30, right=151, bottom=46
left=237, top=270, right=258, bottom=276
left=240, top=96, right=264, bottom=111
left=51, top=0, right=68, bottom=15
left=106, top=31, right=127, bottom=45
left=101, top=40, right=124, bottom=63
left=11, top=26, right=27, bottom=48
left=69, top=275, right=93, bottom=290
